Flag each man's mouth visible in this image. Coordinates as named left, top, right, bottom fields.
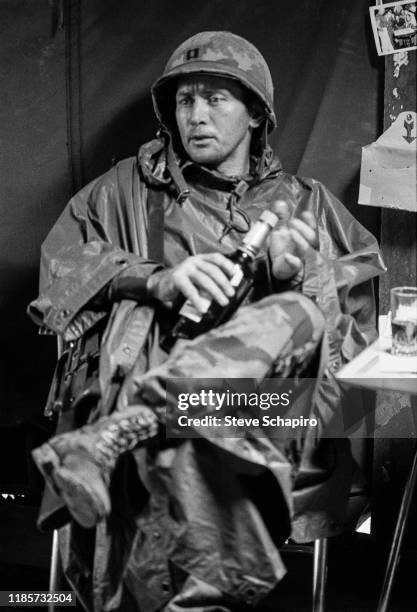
left=189, top=134, right=214, bottom=143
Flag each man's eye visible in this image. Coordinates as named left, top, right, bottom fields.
left=208, top=95, right=224, bottom=104
left=177, top=97, right=193, bottom=106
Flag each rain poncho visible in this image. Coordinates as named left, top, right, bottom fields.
left=28, top=136, right=385, bottom=611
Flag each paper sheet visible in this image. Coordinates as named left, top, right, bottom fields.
left=359, top=111, right=416, bottom=211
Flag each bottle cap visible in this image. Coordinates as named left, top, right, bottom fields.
left=258, top=210, right=279, bottom=228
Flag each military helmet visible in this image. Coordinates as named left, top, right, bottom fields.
left=151, top=31, right=277, bottom=134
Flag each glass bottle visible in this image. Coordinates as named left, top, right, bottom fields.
left=162, top=209, right=278, bottom=350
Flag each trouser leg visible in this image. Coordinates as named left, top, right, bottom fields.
left=119, top=292, right=324, bottom=413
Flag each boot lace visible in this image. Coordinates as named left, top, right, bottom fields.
left=96, top=410, right=158, bottom=468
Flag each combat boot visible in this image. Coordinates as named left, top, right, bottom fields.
left=32, top=405, right=159, bottom=528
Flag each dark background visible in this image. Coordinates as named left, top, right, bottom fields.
left=0, top=0, right=382, bottom=491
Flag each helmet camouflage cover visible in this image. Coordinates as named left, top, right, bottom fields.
left=151, top=31, right=277, bottom=135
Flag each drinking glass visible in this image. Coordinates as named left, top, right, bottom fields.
left=390, top=286, right=417, bottom=356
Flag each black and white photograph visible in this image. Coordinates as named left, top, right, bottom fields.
left=370, top=0, right=417, bottom=55
left=0, top=1, right=416, bottom=611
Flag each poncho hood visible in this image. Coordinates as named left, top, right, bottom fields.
left=137, top=135, right=283, bottom=200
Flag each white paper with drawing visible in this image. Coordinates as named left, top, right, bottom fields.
left=359, top=110, right=416, bottom=212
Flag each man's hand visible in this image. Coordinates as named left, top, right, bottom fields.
left=268, top=201, right=319, bottom=281
left=147, top=253, right=236, bottom=313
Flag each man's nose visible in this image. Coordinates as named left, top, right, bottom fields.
left=189, top=97, right=208, bottom=125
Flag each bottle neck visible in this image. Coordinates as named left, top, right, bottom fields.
left=240, top=215, right=276, bottom=257
left=230, top=246, right=256, bottom=265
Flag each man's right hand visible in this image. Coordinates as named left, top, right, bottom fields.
left=146, top=253, right=236, bottom=313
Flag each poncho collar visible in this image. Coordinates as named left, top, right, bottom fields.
left=137, top=133, right=282, bottom=202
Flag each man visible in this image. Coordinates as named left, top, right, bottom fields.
left=29, top=32, right=384, bottom=611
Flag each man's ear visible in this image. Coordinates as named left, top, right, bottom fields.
left=249, top=113, right=263, bottom=129
left=245, top=93, right=265, bottom=129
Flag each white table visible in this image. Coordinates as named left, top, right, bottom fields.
left=336, top=316, right=417, bottom=612
left=336, top=315, right=417, bottom=395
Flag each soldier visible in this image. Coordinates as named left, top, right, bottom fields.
left=29, top=32, right=384, bottom=611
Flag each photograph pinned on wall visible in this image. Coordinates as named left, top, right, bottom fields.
left=369, top=0, right=417, bottom=56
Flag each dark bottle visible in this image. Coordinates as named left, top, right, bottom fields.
left=162, top=209, right=278, bottom=350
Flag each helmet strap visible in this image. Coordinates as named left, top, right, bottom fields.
left=254, top=121, right=272, bottom=179
left=165, top=134, right=191, bottom=204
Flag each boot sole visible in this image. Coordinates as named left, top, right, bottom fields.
left=32, top=443, right=110, bottom=529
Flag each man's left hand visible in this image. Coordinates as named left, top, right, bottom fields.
left=269, top=208, right=319, bottom=281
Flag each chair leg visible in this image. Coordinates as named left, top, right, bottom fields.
left=48, top=529, right=60, bottom=612
left=312, top=538, right=328, bottom=612
left=377, top=442, right=417, bottom=612
left=47, top=339, right=65, bottom=612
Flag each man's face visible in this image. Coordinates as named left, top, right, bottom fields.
left=175, top=75, right=260, bottom=176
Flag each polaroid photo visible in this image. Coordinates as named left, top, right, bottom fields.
left=370, top=0, right=417, bottom=56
